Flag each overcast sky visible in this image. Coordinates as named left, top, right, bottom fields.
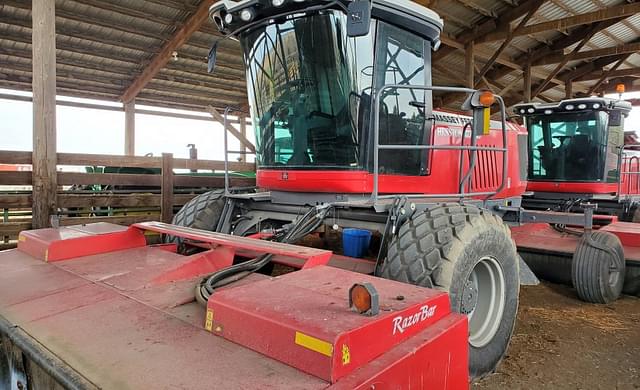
left=0, top=88, right=246, bottom=161
left=1, top=89, right=638, bottom=159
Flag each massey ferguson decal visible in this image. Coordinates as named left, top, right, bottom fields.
left=392, top=305, right=437, bottom=335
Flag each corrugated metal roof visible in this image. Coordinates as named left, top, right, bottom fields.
left=0, top=0, right=638, bottom=112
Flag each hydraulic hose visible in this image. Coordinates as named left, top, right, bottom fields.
left=195, top=204, right=334, bottom=306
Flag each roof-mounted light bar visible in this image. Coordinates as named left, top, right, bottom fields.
left=514, top=97, right=632, bottom=117
left=209, top=0, right=443, bottom=45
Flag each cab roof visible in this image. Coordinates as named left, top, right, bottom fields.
left=209, top=0, right=443, bottom=43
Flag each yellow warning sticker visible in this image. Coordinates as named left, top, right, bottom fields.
left=483, top=107, right=491, bottom=135
left=341, top=344, right=351, bottom=366
left=295, top=332, right=333, bottom=357
left=18, top=235, right=26, bottom=242
left=204, top=309, right=214, bottom=332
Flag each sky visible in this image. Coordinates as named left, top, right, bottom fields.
left=0, top=89, right=639, bottom=160
left=0, top=88, right=249, bottom=161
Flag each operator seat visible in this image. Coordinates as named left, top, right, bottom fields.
left=566, top=128, right=598, bottom=180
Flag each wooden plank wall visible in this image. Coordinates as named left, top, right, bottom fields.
left=0, top=150, right=256, bottom=249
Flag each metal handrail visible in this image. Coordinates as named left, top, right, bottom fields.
left=616, top=144, right=640, bottom=199
left=371, top=84, right=509, bottom=203
left=223, top=108, right=256, bottom=196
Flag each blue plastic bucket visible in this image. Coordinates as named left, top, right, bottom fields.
left=342, top=229, right=372, bottom=258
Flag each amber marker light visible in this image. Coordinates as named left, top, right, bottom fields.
left=479, top=91, right=496, bottom=107
left=349, top=283, right=379, bottom=316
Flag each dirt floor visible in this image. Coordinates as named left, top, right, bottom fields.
left=474, top=283, right=640, bottom=390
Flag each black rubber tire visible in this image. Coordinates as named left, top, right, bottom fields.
left=623, top=264, right=640, bottom=296
left=166, top=189, right=225, bottom=243
left=377, top=203, right=520, bottom=379
left=571, top=231, right=625, bottom=304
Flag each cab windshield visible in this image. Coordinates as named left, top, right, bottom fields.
left=241, top=11, right=375, bottom=169
left=528, top=111, right=611, bottom=182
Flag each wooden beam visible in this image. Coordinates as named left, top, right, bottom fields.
left=577, top=66, right=640, bottom=82
left=207, top=106, right=257, bottom=153
left=533, top=42, right=640, bottom=66
left=120, top=0, right=215, bottom=103
left=523, top=60, right=532, bottom=102
left=485, top=17, right=624, bottom=83
left=586, top=56, right=630, bottom=95
left=478, top=2, right=640, bottom=42
left=31, top=0, right=57, bottom=229
left=532, top=25, right=601, bottom=98
left=161, top=153, right=174, bottom=224
left=465, top=42, right=474, bottom=89
left=436, top=0, right=549, bottom=61
left=474, top=0, right=544, bottom=86
left=56, top=193, right=199, bottom=209
left=565, top=79, right=573, bottom=99
left=124, top=100, right=135, bottom=156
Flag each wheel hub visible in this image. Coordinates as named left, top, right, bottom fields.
left=466, top=256, right=507, bottom=348
left=461, top=279, right=479, bottom=315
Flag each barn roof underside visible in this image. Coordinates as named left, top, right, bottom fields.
left=0, top=0, right=639, bottom=113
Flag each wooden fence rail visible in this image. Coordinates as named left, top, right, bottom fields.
left=0, top=150, right=256, bottom=246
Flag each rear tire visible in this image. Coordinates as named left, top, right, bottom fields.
left=572, top=231, right=625, bottom=303
left=377, top=203, right=519, bottom=379
left=623, top=265, right=640, bottom=296
left=166, top=189, right=225, bottom=244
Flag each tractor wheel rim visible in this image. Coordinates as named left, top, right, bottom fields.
left=466, top=256, right=506, bottom=348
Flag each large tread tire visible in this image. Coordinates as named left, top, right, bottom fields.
left=623, top=265, right=640, bottom=297
left=572, top=231, right=625, bottom=304
left=166, top=190, right=225, bottom=243
left=377, top=203, right=520, bottom=379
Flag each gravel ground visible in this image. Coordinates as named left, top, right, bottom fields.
left=474, top=283, right=640, bottom=390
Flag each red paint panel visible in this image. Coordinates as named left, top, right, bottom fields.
left=18, top=223, right=146, bottom=262
left=511, top=223, right=580, bottom=254
left=601, top=222, right=640, bottom=248
left=257, top=122, right=527, bottom=201
left=512, top=222, right=640, bottom=262
left=134, top=221, right=333, bottom=268
left=527, top=181, right=619, bottom=194
left=208, top=266, right=451, bottom=383
left=151, top=246, right=235, bottom=285
left=329, top=314, right=468, bottom=390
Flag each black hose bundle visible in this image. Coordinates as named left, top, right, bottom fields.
left=195, top=204, right=334, bottom=306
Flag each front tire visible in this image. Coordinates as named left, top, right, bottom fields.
left=377, top=203, right=519, bottom=379
left=572, top=231, right=625, bottom=303
left=166, top=189, right=225, bottom=244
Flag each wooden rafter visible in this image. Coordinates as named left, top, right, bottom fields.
left=586, top=56, right=630, bottom=95
left=474, top=0, right=544, bottom=86
left=120, top=0, right=215, bottom=103
left=532, top=30, right=598, bottom=98
left=532, top=42, right=640, bottom=66
left=478, top=2, right=640, bottom=43
left=207, top=107, right=256, bottom=153
left=577, top=67, right=640, bottom=83
left=434, top=0, right=546, bottom=62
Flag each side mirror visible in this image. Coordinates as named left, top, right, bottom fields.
left=347, top=0, right=371, bottom=37
left=609, top=110, right=622, bottom=127
left=208, top=41, right=219, bottom=73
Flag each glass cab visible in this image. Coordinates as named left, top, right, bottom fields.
left=516, top=99, right=632, bottom=184
left=216, top=1, right=442, bottom=176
